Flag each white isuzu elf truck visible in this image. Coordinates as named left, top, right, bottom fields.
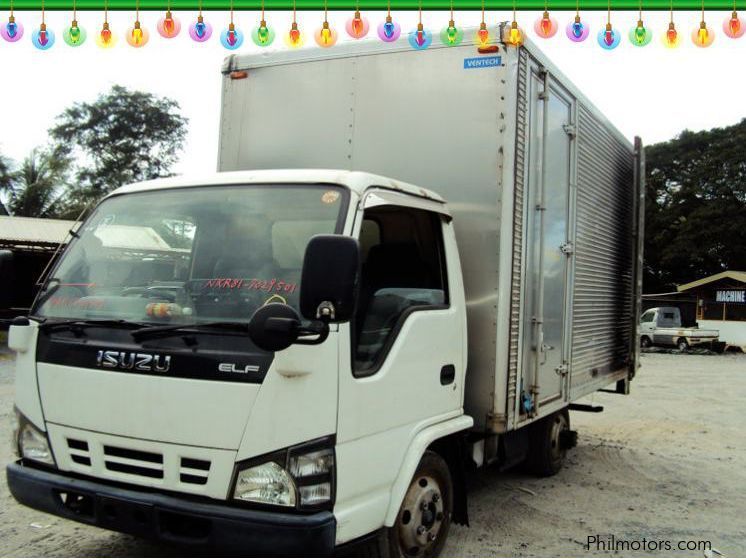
left=5, top=24, right=644, bottom=557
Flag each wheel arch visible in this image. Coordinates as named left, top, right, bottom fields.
left=383, top=415, right=473, bottom=528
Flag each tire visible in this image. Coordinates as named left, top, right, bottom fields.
left=677, top=338, right=690, bottom=352
left=640, top=336, right=652, bottom=349
left=387, top=451, right=453, bottom=558
left=525, top=409, right=570, bottom=477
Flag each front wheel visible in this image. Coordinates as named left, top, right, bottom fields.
left=640, top=335, right=652, bottom=349
left=388, top=451, right=453, bottom=557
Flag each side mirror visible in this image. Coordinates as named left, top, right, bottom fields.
left=0, top=250, right=16, bottom=310
left=300, top=235, right=359, bottom=324
left=248, top=303, right=301, bottom=352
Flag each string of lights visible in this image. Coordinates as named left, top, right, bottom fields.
left=2, top=0, right=742, bottom=49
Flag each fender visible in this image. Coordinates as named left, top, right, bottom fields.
left=383, top=414, right=473, bottom=527
left=8, top=321, right=45, bottom=428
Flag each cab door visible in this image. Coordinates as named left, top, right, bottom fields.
left=333, top=191, right=466, bottom=542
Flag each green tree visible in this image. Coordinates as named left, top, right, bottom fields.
left=50, top=85, right=188, bottom=214
left=3, top=148, right=70, bottom=218
left=644, top=118, right=746, bottom=292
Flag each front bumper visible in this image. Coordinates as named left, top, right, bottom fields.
left=7, top=461, right=336, bottom=556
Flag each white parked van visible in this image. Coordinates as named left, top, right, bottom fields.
left=6, top=25, right=644, bottom=556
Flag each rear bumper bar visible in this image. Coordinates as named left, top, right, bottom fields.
left=7, top=461, right=336, bottom=555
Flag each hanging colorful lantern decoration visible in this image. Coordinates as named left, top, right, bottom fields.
left=189, top=16, right=213, bottom=42
left=157, top=3, right=181, bottom=38
left=408, top=22, right=432, bottom=49
left=220, top=1, right=244, bottom=50
left=126, top=0, right=150, bottom=47
left=476, top=22, right=490, bottom=46
left=62, top=0, right=86, bottom=46
left=566, top=0, right=589, bottom=42
left=32, top=23, right=55, bottom=49
left=692, top=0, right=715, bottom=47
left=315, top=0, right=338, bottom=47
left=505, top=3, right=523, bottom=48
left=598, top=22, right=620, bottom=49
left=32, top=1, right=55, bottom=50
left=94, top=0, right=116, bottom=47
left=408, top=4, right=432, bottom=50
left=723, top=2, right=744, bottom=38
left=474, top=0, right=491, bottom=47
left=346, top=3, right=369, bottom=39
left=566, top=15, right=589, bottom=41
left=440, top=0, right=463, bottom=46
left=2, top=1, right=24, bottom=42
left=629, top=3, right=652, bottom=46
left=189, top=0, right=212, bottom=42
left=377, top=0, right=400, bottom=42
left=220, top=21, right=244, bottom=48
left=285, top=0, right=304, bottom=48
left=63, top=21, right=86, bottom=45
left=534, top=4, right=558, bottom=38
left=692, top=20, right=714, bottom=46
left=661, top=0, right=678, bottom=47
left=251, top=0, right=274, bottom=46
left=597, top=0, right=620, bottom=50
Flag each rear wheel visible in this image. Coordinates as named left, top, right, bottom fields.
left=388, top=451, right=453, bottom=558
left=677, top=338, right=690, bottom=351
left=525, top=409, right=571, bottom=477
left=640, top=335, right=652, bottom=348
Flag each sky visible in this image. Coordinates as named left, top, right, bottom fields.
left=1, top=8, right=745, bottom=178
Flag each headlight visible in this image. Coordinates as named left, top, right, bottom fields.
left=15, top=410, right=55, bottom=466
left=231, top=437, right=335, bottom=510
left=233, top=461, right=297, bottom=507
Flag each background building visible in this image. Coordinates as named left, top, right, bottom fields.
left=0, top=216, right=75, bottom=321
left=677, top=271, right=746, bottom=351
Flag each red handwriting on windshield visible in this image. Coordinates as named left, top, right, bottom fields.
left=202, top=278, right=297, bottom=293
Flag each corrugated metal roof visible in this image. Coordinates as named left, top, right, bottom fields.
left=0, top=216, right=76, bottom=247
left=677, top=271, right=746, bottom=292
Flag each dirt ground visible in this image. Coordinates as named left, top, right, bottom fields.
left=1, top=345, right=744, bottom=557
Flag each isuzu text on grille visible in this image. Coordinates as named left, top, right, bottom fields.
left=96, top=350, right=172, bottom=373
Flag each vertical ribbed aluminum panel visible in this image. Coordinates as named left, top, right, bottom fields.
left=506, top=48, right=530, bottom=428
left=570, top=105, right=635, bottom=394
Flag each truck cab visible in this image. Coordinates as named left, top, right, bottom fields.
left=6, top=170, right=471, bottom=556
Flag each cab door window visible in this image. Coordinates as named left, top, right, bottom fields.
left=354, top=205, right=448, bottom=374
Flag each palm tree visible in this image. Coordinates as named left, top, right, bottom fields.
left=5, top=148, right=70, bottom=218
left=0, top=153, right=12, bottom=215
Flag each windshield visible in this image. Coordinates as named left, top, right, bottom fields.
left=33, top=184, right=349, bottom=324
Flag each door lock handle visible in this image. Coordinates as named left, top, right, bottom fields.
left=440, top=364, right=456, bottom=386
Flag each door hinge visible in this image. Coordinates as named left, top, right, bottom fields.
left=555, top=363, right=569, bottom=376
left=562, top=124, right=577, bottom=138
left=559, top=241, right=574, bottom=255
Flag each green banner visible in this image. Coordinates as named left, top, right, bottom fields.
left=0, top=0, right=735, bottom=9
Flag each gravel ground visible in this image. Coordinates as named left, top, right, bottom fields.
left=1, top=347, right=745, bottom=557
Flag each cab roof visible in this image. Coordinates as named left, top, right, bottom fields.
left=108, top=169, right=446, bottom=204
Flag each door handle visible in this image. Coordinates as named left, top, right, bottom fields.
left=440, top=365, right=455, bottom=386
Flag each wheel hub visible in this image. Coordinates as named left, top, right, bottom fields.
left=397, top=475, right=445, bottom=555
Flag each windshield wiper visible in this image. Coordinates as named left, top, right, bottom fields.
left=131, top=321, right=250, bottom=342
left=41, top=319, right=149, bottom=335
